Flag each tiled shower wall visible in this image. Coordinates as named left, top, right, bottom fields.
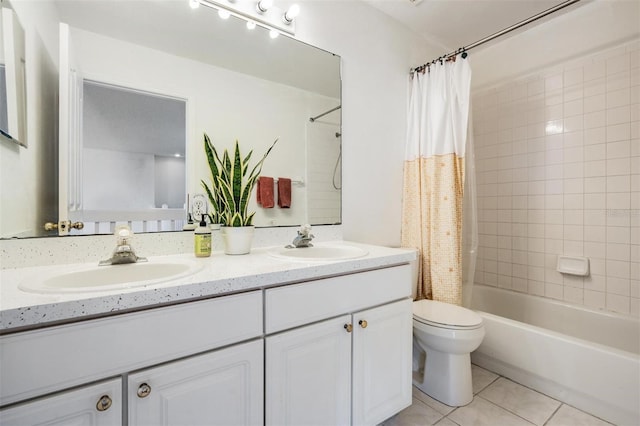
left=472, top=40, right=639, bottom=316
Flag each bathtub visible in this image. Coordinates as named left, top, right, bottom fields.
left=470, top=285, right=640, bottom=426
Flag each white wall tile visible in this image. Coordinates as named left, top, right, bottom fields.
left=584, top=290, right=606, bottom=309
left=607, top=276, right=631, bottom=296
left=584, top=160, right=606, bottom=177
left=607, top=123, right=631, bottom=142
left=564, top=193, right=583, bottom=209
left=606, top=158, right=631, bottom=175
left=584, top=177, right=606, bottom=193
left=606, top=293, right=630, bottom=314
left=607, top=106, right=631, bottom=126
left=585, top=241, right=606, bottom=258
left=608, top=259, right=631, bottom=279
left=584, top=94, right=606, bottom=113
left=607, top=243, right=630, bottom=261
left=607, top=175, right=631, bottom=192
left=607, top=71, right=630, bottom=92
left=563, top=131, right=584, bottom=147
left=564, top=68, right=583, bottom=87
left=545, top=282, right=563, bottom=300
left=584, top=127, right=606, bottom=145
left=472, top=41, right=634, bottom=315
left=584, top=225, right=606, bottom=242
left=584, top=61, right=605, bottom=81
left=607, top=88, right=631, bottom=108
left=584, top=143, right=606, bottom=161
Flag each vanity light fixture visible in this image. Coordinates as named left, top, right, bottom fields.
left=283, top=4, right=299, bottom=24
left=218, top=8, right=231, bottom=19
left=195, top=0, right=297, bottom=35
left=189, top=0, right=200, bottom=9
left=269, top=29, right=279, bottom=39
left=256, top=0, right=273, bottom=13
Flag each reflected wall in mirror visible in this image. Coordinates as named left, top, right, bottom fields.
left=0, top=1, right=27, bottom=146
left=0, top=0, right=341, bottom=239
left=70, top=80, right=187, bottom=235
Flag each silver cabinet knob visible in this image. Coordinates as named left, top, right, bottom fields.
left=96, top=395, right=112, bottom=412
left=137, top=383, right=152, bottom=398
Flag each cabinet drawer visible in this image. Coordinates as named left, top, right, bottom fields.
left=0, top=291, right=262, bottom=406
left=265, top=265, right=411, bottom=334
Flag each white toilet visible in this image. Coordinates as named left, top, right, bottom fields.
left=412, top=299, right=485, bottom=407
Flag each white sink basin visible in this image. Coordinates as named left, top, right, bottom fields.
left=19, top=259, right=204, bottom=294
left=268, top=244, right=368, bottom=261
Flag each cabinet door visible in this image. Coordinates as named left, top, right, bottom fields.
left=266, top=315, right=352, bottom=426
left=129, top=339, right=263, bottom=426
left=352, top=299, right=412, bottom=426
left=0, top=379, right=121, bottom=426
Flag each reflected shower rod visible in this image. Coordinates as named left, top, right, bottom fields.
left=309, top=105, right=341, bottom=122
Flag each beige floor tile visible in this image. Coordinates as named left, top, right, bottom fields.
left=381, top=398, right=445, bottom=426
left=447, top=397, right=534, bottom=426
left=478, top=377, right=560, bottom=425
left=413, top=387, right=456, bottom=416
left=434, top=417, right=459, bottom=426
left=546, top=404, right=613, bottom=426
left=471, top=364, right=499, bottom=394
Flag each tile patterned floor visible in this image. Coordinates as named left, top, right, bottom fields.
left=381, top=365, right=614, bottom=426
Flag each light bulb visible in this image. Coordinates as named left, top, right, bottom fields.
left=283, top=4, right=299, bottom=22
left=246, top=20, right=256, bottom=30
left=218, top=8, right=231, bottom=19
left=269, top=29, right=279, bottom=39
left=256, top=0, right=273, bottom=13
left=189, top=0, right=200, bottom=9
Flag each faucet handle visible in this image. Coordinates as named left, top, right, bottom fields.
left=115, top=225, right=133, bottom=245
left=299, top=224, right=312, bottom=237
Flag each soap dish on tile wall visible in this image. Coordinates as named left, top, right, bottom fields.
left=556, top=255, right=590, bottom=276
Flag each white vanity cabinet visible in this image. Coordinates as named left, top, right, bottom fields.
left=265, top=265, right=413, bottom=426
left=0, top=379, right=122, bottom=426
left=128, top=340, right=263, bottom=426
left=0, top=291, right=263, bottom=425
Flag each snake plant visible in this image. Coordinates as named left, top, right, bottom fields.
left=201, top=133, right=278, bottom=227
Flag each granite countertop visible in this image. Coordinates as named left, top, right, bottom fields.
left=0, top=241, right=416, bottom=333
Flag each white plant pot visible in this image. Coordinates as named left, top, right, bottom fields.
left=220, top=226, right=255, bottom=255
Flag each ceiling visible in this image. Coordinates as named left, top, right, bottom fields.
left=363, top=0, right=579, bottom=53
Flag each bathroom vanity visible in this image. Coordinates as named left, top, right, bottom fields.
left=0, top=242, right=415, bottom=425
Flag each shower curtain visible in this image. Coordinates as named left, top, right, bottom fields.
left=401, top=58, right=476, bottom=306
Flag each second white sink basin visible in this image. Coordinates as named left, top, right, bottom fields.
left=268, top=244, right=368, bottom=261
left=19, top=258, right=204, bottom=294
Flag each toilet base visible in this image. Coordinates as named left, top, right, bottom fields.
left=413, top=349, right=473, bottom=407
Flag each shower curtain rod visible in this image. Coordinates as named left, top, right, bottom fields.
left=309, top=105, right=341, bottom=122
left=411, top=0, right=581, bottom=73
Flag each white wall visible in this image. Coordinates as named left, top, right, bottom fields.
left=471, top=0, right=640, bottom=91
left=470, top=1, right=639, bottom=316
left=292, top=1, right=437, bottom=246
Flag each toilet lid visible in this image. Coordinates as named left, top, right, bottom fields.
left=413, top=299, right=482, bottom=329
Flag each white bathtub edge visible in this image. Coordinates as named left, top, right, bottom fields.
left=472, top=311, right=640, bottom=426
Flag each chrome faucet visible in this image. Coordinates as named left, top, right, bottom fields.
left=287, top=224, right=315, bottom=248
left=99, top=226, right=148, bottom=266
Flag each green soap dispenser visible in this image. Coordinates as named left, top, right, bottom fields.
left=194, top=217, right=212, bottom=257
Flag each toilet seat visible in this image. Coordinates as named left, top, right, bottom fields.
left=413, top=299, right=482, bottom=330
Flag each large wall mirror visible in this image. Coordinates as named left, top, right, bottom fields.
left=0, top=0, right=27, bottom=146
left=0, top=0, right=341, bottom=238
